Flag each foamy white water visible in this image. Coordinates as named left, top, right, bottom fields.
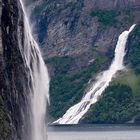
left=19, top=0, right=49, bottom=140
left=54, top=24, right=136, bottom=124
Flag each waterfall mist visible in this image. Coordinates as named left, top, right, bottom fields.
left=54, top=24, right=136, bottom=124
left=19, top=0, right=49, bottom=140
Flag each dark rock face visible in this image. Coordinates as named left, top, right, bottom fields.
left=0, top=0, right=31, bottom=139
left=29, top=0, right=140, bottom=60
left=25, top=0, right=140, bottom=77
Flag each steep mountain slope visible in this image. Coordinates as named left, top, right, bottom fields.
left=25, top=0, right=140, bottom=123
left=0, top=0, right=32, bottom=139
left=0, top=0, right=49, bottom=139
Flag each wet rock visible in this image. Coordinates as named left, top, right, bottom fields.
left=0, top=0, right=32, bottom=139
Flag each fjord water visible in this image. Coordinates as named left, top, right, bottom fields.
left=48, top=125, right=140, bottom=140
left=19, top=1, right=49, bottom=140
left=55, top=25, right=136, bottom=124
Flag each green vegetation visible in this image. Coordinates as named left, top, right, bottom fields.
left=83, top=25, right=140, bottom=123
left=46, top=56, right=109, bottom=119
left=90, top=10, right=119, bottom=26
left=123, top=8, right=131, bottom=15
left=46, top=56, right=73, bottom=75
left=65, top=2, right=78, bottom=10
left=65, top=1, right=83, bottom=11
left=0, top=98, right=11, bottom=140
left=129, top=25, right=140, bottom=74
left=82, top=24, right=140, bottom=124
left=121, top=8, right=134, bottom=24
left=112, top=69, right=140, bottom=93
left=81, top=21, right=89, bottom=27
left=44, top=21, right=140, bottom=123
left=82, top=84, right=139, bottom=123
left=135, top=112, right=140, bottom=123
left=33, top=3, right=47, bottom=17
left=123, top=16, right=134, bottom=25
left=34, top=5, right=45, bottom=15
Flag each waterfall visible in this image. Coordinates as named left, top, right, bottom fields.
left=54, top=24, right=136, bottom=124
left=19, top=0, right=49, bottom=140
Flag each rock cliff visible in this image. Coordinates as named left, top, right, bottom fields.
left=0, top=0, right=32, bottom=139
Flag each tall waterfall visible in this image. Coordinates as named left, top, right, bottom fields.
left=54, top=24, right=136, bottom=124
left=19, top=0, right=49, bottom=140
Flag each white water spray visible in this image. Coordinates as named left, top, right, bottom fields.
left=55, top=24, right=136, bottom=124
left=19, top=0, right=49, bottom=140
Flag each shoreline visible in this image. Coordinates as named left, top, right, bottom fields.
left=48, top=124, right=140, bottom=132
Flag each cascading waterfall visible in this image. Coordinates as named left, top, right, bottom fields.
left=54, top=24, right=136, bottom=124
left=19, top=0, right=49, bottom=140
